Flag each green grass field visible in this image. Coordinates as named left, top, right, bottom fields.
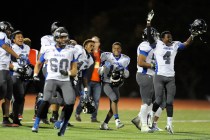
left=0, top=110, right=210, bottom=140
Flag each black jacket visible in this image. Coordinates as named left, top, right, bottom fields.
left=86, top=49, right=104, bottom=82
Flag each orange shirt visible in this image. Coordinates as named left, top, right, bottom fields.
left=90, top=50, right=101, bottom=82
left=28, top=49, right=39, bottom=66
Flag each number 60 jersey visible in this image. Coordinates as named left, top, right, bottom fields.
left=40, top=46, right=77, bottom=81
left=153, top=40, right=184, bottom=77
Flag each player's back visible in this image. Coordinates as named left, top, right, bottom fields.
left=137, top=41, right=154, bottom=75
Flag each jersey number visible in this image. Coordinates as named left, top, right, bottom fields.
left=163, top=51, right=171, bottom=64
left=49, top=58, right=69, bottom=72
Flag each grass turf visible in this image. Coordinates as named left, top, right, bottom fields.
left=0, top=110, right=210, bottom=140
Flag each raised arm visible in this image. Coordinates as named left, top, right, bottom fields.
left=146, top=10, right=156, bottom=47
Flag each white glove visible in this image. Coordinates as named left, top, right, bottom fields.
left=147, top=10, right=154, bottom=23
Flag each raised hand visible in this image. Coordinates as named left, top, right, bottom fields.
left=147, top=10, right=154, bottom=23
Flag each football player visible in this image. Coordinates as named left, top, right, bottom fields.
left=32, top=27, right=78, bottom=136
left=74, top=39, right=95, bottom=121
left=131, top=27, right=165, bottom=132
left=99, top=42, right=130, bottom=130
left=146, top=10, right=207, bottom=134
left=32, top=21, right=62, bottom=124
left=0, top=21, right=27, bottom=127
left=9, top=30, right=31, bottom=126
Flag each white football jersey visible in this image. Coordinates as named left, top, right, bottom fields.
left=0, top=32, right=12, bottom=70
left=70, top=44, right=93, bottom=77
left=137, top=41, right=155, bottom=76
left=100, top=52, right=130, bottom=83
left=76, top=45, right=93, bottom=71
left=40, top=35, right=55, bottom=54
left=41, top=46, right=76, bottom=81
left=153, top=40, right=184, bottom=77
left=11, top=44, right=30, bottom=76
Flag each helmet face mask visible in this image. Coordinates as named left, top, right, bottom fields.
left=142, top=27, right=160, bottom=41
left=190, top=19, right=207, bottom=35
left=53, top=27, right=69, bottom=48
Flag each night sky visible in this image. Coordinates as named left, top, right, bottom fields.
left=2, top=0, right=210, bottom=99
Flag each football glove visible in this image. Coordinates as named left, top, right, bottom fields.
left=60, top=70, right=68, bottom=76
left=147, top=10, right=154, bottom=23
left=33, top=75, right=40, bottom=81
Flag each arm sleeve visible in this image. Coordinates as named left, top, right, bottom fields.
left=147, top=26, right=156, bottom=48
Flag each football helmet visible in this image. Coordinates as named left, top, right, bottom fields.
left=0, top=21, right=14, bottom=32
left=81, top=95, right=96, bottom=114
left=53, top=27, right=69, bottom=47
left=51, top=21, right=62, bottom=34
left=0, top=21, right=14, bottom=38
left=53, top=27, right=69, bottom=39
left=142, top=27, right=159, bottom=41
left=19, top=64, right=34, bottom=81
left=189, top=19, right=207, bottom=35
left=11, top=30, right=22, bottom=40
left=110, top=69, right=124, bottom=87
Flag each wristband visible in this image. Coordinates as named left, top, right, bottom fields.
left=84, top=87, right=88, bottom=92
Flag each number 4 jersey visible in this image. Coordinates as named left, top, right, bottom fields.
left=153, top=40, right=184, bottom=77
left=40, top=46, right=77, bottom=81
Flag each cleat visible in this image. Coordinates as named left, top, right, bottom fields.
left=75, top=114, right=81, bottom=122
left=165, top=125, right=174, bottom=134
left=141, top=124, right=154, bottom=133
left=50, top=117, right=57, bottom=123
left=131, top=116, right=141, bottom=130
left=32, top=127, right=38, bottom=133
left=150, top=123, right=163, bottom=131
left=2, top=119, right=19, bottom=127
left=115, top=119, right=124, bottom=129
left=42, top=119, right=50, bottom=124
left=57, top=132, right=64, bottom=136
left=68, top=122, right=74, bottom=127
left=91, top=118, right=100, bottom=123
left=57, top=121, right=68, bottom=136
left=100, top=123, right=110, bottom=130
left=13, top=119, right=22, bottom=126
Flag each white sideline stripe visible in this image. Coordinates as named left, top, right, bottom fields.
left=19, top=120, right=210, bottom=124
